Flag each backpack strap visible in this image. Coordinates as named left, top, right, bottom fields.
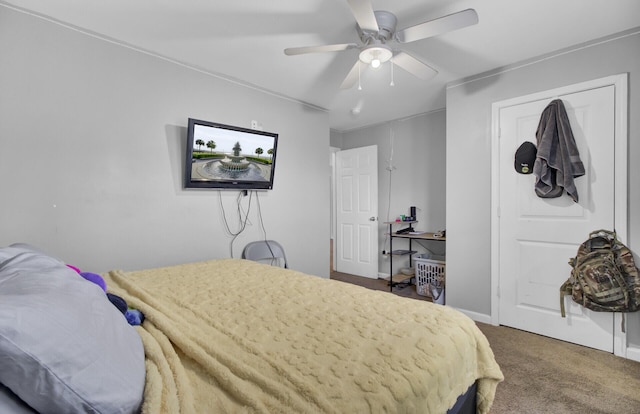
left=560, top=278, right=573, bottom=318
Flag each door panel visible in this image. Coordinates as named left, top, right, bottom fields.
left=336, top=146, right=379, bottom=278
left=498, top=86, right=615, bottom=352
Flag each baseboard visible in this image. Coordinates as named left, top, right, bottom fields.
left=626, top=345, right=640, bottom=362
left=451, top=307, right=493, bottom=325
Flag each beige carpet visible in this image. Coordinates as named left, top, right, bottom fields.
left=477, top=323, right=640, bottom=413
left=330, top=272, right=640, bottom=413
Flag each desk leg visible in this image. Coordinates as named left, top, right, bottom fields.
left=389, top=223, right=393, bottom=292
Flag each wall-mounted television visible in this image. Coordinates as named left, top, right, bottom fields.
left=184, top=118, right=279, bottom=190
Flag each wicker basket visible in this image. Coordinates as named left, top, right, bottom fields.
left=414, top=253, right=446, bottom=297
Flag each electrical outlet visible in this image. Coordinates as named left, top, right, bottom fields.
left=250, top=120, right=263, bottom=130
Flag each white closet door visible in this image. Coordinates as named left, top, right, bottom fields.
left=497, top=85, right=616, bottom=352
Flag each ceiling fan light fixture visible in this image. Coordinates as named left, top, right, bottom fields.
left=359, top=45, right=392, bottom=68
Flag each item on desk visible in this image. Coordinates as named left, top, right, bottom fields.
left=434, top=230, right=446, bottom=238
left=400, top=267, right=414, bottom=276
left=402, top=216, right=415, bottom=222
left=409, top=230, right=426, bottom=235
left=396, top=227, right=414, bottom=234
left=390, top=249, right=413, bottom=255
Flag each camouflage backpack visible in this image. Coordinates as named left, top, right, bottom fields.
left=560, top=229, right=640, bottom=317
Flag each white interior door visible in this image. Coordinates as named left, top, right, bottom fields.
left=336, top=145, right=379, bottom=278
left=496, top=84, right=618, bottom=352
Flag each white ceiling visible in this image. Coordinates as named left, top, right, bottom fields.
left=4, top=0, right=640, bottom=131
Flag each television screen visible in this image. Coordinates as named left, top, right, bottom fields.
left=184, top=118, right=278, bottom=190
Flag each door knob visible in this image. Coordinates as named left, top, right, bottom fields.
left=369, top=216, right=377, bottom=221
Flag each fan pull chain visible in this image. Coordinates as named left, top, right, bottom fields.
left=358, top=61, right=362, bottom=90
left=390, top=61, right=395, bottom=86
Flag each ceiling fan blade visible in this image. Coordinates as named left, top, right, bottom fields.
left=284, top=43, right=358, bottom=56
left=340, top=61, right=361, bottom=89
left=395, top=8, right=478, bottom=43
left=391, top=52, right=438, bottom=81
left=346, top=0, right=379, bottom=32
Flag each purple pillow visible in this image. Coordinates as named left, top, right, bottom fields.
left=80, top=272, right=107, bottom=292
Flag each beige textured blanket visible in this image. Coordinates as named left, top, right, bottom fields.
left=104, top=259, right=503, bottom=413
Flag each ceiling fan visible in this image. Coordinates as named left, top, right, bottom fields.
left=284, top=0, right=478, bottom=89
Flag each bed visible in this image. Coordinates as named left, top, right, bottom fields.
left=0, top=244, right=503, bottom=413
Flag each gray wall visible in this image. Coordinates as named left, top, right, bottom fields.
left=338, top=111, right=447, bottom=276
left=330, top=130, right=344, bottom=149
left=0, top=6, right=330, bottom=277
left=446, top=29, right=640, bottom=344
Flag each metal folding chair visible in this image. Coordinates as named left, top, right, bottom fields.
left=241, top=240, right=288, bottom=268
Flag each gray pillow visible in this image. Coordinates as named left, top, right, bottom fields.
left=0, top=246, right=145, bottom=414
